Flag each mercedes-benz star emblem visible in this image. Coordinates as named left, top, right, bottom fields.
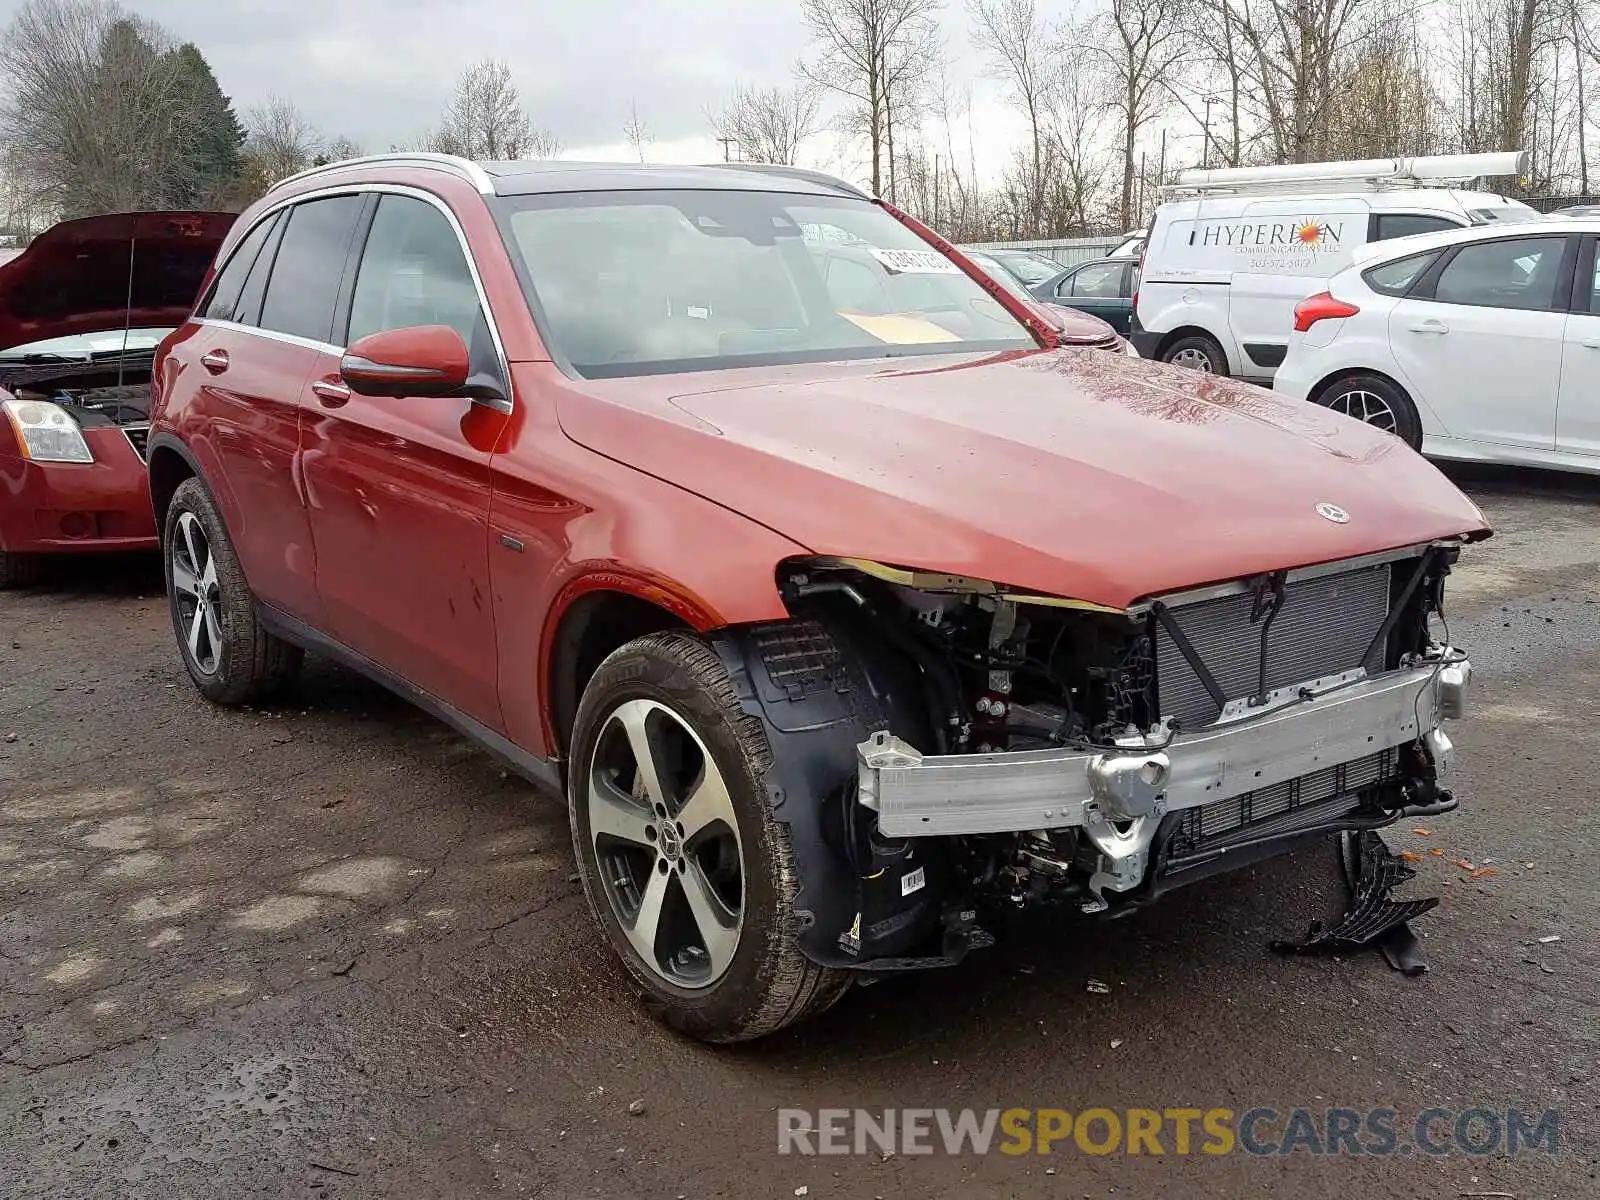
left=1316, top=502, right=1350, bottom=524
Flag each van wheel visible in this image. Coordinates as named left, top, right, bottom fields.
left=1161, top=334, right=1227, bottom=374
left=1314, top=373, right=1422, bottom=450
left=0, top=551, right=42, bottom=589
left=163, top=477, right=303, bottom=704
left=569, top=630, right=851, bottom=1043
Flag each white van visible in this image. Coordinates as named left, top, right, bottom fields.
left=1130, top=153, right=1537, bottom=379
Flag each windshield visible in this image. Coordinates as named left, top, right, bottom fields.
left=989, top=250, right=1058, bottom=285
left=497, top=190, right=1035, bottom=378
left=962, top=251, right=1039, bottom=302
left=0, top=327, right=172, bottom=361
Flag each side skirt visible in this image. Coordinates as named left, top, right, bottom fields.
left=256, top=604, right=564, bottom=797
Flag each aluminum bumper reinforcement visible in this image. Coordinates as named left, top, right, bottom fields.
left=857, top=653, right=1470, bottom=845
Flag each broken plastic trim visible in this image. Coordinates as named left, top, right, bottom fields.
left=1271, top=828, right=1439, bottom=975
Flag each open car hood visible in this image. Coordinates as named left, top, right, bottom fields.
left=560, top=348, right=1491, bottom=609
left=0, top=211, right=235, bottom=352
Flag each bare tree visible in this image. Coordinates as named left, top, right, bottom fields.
left=709, top=82, right=822, bottom=163
left=427, top=58, right=556, bottom=160
left=800, top=0, right=943, bottom=197
left=970, top=0, right=1051, bottom=231
left=1086, top=0, right=1186, bottom=225
left=623, top=97, right=653, bottom=162
left=0, top=0, right=219, bottom=218
left=243, top=95, right=321, bottom=183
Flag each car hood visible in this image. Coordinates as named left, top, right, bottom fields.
left=0, top=211, right=235, bottom=352
left=558, top=348, right=1490, bottom=609
left=1035, top=302, right=1118, bottom=343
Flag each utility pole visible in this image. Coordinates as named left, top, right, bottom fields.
left=1203, top=96, right=1213, bottom=170
left=717, top=136, right=737, bottom=162
left=933, top=153, right=941, bottom=231
left=1159, top=129, right=1167, bottom=191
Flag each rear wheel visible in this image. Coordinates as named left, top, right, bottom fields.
left=569, top=630, right=850, bottom=1042
left=1161, top=333, right=1228, bottom=375
left=0, top=551, right=42, bottom=589
left=163, top=477, right=302, bottom=704
left=1313, top=373, right=1422, bottom=450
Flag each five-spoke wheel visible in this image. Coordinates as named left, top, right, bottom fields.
left=170, top=510, right=224, bottom=675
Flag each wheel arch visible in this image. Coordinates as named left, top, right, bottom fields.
left=543, top=577, right=707, bottom=758
left=1306, top=366, right=1435, bottom=445
left=147, top=441, right=197, bottom=543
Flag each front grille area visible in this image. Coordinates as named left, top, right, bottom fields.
left=122, top=425, right=150, bottom=461
left=1155, top=562, right=1392, bottom=730
left=1168, top=747, right=1396, bottom=860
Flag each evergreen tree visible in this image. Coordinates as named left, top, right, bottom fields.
left=166, top=43, right=245, bottom=205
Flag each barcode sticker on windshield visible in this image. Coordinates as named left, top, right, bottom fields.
left=868, top=247, right=962, bottom=275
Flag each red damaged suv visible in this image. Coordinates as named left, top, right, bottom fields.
left=149, top=155, right=1484, bottom=1041
left=0, top=211, right=233, bottom=586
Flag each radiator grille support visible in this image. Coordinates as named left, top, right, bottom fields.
left=1154, top=563, right=1393, bottom=730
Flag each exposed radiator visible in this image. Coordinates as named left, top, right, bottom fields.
left=1155, top=562, right=1393, bottom=730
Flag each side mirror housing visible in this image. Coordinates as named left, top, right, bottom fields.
left=340, top=325, right=471, bottom=398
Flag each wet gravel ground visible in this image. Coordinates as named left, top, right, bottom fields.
left=1, top=464, right=1597, bottom=1199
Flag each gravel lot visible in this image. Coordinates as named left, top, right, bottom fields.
left=1, top=466, right=1596, bottom=1199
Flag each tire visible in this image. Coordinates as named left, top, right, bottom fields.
left=568, top=630, right=851, bottom=1043
left=162, top=476, right=302, bottom=704
left=0, top=551, right=42, bottom=589
left=1161, top=333, right=1228, bottom=375
left=1313, top=372, right=1423, bottom=450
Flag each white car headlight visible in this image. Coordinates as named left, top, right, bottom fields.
left=2, top=397, right=93, bottom=463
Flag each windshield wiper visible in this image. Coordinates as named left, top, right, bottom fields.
left=4, top=352, right=84, bottom=363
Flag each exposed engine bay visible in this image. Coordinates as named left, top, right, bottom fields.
left=733, top=549, right=1468, bottom=972
left=0, top=358, right=153, bottom=429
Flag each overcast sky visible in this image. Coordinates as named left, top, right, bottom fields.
left=0, top=0, right=1052, bottom=184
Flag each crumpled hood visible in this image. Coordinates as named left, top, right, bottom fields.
left=0, top=211, right=235, bottom=351
left=558, top=348, right=1490, bottom=608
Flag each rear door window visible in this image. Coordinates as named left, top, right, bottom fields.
left=259, top=195, right=365, bottom=343
left=1429, top=236, right=1569, bottom=311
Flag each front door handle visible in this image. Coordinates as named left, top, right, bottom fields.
left=201, top=349, right=229, bottom=373
left=1581, top=339, right=1600, bottom=350
left=1407, top=319, right=1449, bottom=334
left=311, top=378, right=351, bottom=407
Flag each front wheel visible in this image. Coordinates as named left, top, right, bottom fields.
left=568, top=630, right=850, bottom=1042
left=1313, top=373, right=1423, bottom=450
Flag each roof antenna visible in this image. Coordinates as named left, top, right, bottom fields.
left=117, top=212, right=135, bottom=389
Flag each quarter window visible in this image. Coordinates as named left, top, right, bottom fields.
left=258, top=195, right=365, bottom=343
left=1363, top=251, right=1439, bottom=296
left=201, top=214, right=277, bottom=322
left=347, top=195, right=484, bottom=346
left=1431, top=237, right=1567, bottom=311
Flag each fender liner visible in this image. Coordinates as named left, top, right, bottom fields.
left=711, top=619, right=954, bottom=969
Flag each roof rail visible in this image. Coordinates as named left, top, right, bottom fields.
left=273, top=152, right=496, bottom=195
left=1161, top=151, right=1528, bottom=200
left=703, top=162, right=873, bottom=200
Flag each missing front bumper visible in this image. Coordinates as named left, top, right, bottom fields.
left=857, top=651, right=1468, bottom=895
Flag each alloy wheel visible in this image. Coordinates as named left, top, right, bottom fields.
left=587, top=698, right=745, bottom=989
left=1169, top=346, right=1215, bottom=372
left=171, top=510, right=224, bottom=675
left=1324, top=387, right=1398, bottom=435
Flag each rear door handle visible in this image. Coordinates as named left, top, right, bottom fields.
left=1407, top=319, right=1449, bottom=334
left=310, top=378, right=351, bottom=407
left=1581, top=339, right=1600, bottom=350
left=200, top=349, right=229, bottom=373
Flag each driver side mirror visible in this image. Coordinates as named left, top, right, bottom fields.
left=340, top=325, right=471, bottom=398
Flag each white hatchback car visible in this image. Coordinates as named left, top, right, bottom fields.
left=1274, top=219, right=1600, bottom=473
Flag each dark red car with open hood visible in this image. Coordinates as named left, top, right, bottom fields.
left=147, top=157, right=1485, bottom=1043
left=0, top=210, right=233, bottom=586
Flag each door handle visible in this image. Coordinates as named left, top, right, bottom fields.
left=1407, top=319, right=1449, bottom=334
left=311, top=378, right=351, bottom=407
left=200, top=349, right=229, bottom=373
left=1581, top=339, right=1600, bottom=350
